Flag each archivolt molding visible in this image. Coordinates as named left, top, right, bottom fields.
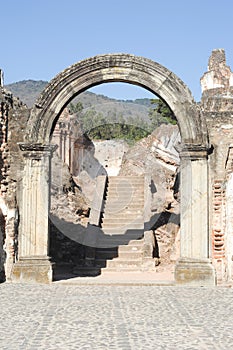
left=27, top=54, right=207, bottom=146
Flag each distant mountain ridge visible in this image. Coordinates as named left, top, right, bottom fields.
left=5, top=80, right=152, bottom=122
left=5, top=80, right=48, bottom=108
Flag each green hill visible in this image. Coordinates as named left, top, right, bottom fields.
left=5, top=80, right=175, bottom=143
left=5, top=80, right=48, bottom=108
left=5, top=80, right=151, bottom=124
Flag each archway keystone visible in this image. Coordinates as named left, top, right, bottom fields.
left=12, top=54, right=216, bottom=285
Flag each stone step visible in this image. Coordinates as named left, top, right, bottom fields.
left=104, top=198, right=144, bottom=203
left=107, top=185, right=144, bottom=190
left=106, top=196, right=144, bottom=201
left=118, top=251, right=143, bottom=259
left=95, top=239, right=144, bottom=259
left=102, top=218, right=143, bottom=223
left=107, top=181, right=144, bottom=185
left=103, top=208, right=144, bottom=215
left=123, top=239, right=144, bottom=245
left=95, top=249, right=118, bottom=260
left=109, top=177, right=143, bottom=180
left=107, top=188, right=143, bottom=193
left=103, top=206, right=144, bottom=217
left=107, top=259, right=143, bottom=268
left=103, top=265, right=157, bottom=272
left=105, top=200, right=144, bottom=205
left=103, top=212, right=143, bottom=217
left=104, top=203, right=144, bottom=211
left=108, top=183, right=144, bottom=187
left=103, top=213, right=143, bottom=220
left=105, top=194, right=144, bottom=200
left=108, top=176, right=144, bottom=182
left=103, top=212, right=144, bottom=220
left=107, top=187, right=143, bottom=192
left=102, top=221, right=143, bottom=227
left=72, top=266, right=101, bottom=277
left=108, top=182, right=144, bottom=186
left=101, top=227, right=144, bottom=234
left=107, top=185, right=144, bottom=188
left=101, top=223, right=143, bottom=229
left=118, top=243, right=143, bottom=252
left=94, top=259, right=108, bottom=268
left=104, top=196, right=144, bottom=201
left=103, top=209, right=144, bottom=215
left=98, top=235, right=144, bottom=248
left=106, top=258, right=156, bottom=270
left=106, top=195, right=143, bottom=200
left=101, top=229, right=144, bottom=236
left=107, top=191, right=143, bottom=196
left=101, top=217, right=143, bottom=225
left=96, top=237, right=144, bottom=248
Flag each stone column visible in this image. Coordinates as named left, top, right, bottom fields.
left=11, top=143, right=57, bottom=283
left=175, top=145, right=216, bottom=286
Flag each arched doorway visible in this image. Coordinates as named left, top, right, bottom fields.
left=12, top=54, right=216, bottom=285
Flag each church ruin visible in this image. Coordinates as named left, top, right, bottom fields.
left=0, top=49, right=233, bottom=286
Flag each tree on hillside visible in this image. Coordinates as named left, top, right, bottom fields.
left=148, top=99, right=177, bottom=129
left=69, top=100, right=149, bottom=143
left=69, top=101, right=84, bottom=114
left=68, top=97, right=176, bottom=143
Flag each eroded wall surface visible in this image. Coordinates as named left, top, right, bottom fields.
left=201, top=49, right=233, bottom=282
left=0, top=83, right=29, bottom=280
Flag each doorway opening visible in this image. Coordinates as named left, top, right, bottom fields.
left=49, top=83, right=180, bottom=281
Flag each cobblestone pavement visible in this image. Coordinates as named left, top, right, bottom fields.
left=1, top=283, right=233, bottom=350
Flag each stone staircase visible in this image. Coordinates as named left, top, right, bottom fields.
left=95, top=176, right=156, bottom=272
left=101, top=176, right=145, bottom=234
left=72, top=175, right=156, bottom=276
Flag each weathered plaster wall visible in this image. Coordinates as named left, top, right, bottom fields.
left=201, top=49, right=233, bottom=282
left=0, top=85, right=29, bottom=280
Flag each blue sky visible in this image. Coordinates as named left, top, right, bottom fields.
left=1, top=0, right=233, bottom=101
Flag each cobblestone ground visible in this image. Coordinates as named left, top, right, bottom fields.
left=0, top=283, right=233, bottom=350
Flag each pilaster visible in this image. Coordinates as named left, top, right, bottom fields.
left=11, top=143, right=57, bottom=283
left=175, top=144, right=216, bottom=286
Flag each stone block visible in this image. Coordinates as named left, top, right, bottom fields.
left=142, top=257, right=158, bottom=269
left=175, top=258, right=216, bottom=286
left=11, top=256, right=54, bottom=284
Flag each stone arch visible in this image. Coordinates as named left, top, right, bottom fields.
left=28, top=54, right=206, bottom=145
left=12, top=54, right=216, bottom=286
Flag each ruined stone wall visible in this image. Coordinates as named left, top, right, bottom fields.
left=201, top=49, right=233, bottom=282
left=0, top=88, right=90, bottom=274
left=0, top=85, right=29, bottom=280
left=52, top=108, right=82, bottom=174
